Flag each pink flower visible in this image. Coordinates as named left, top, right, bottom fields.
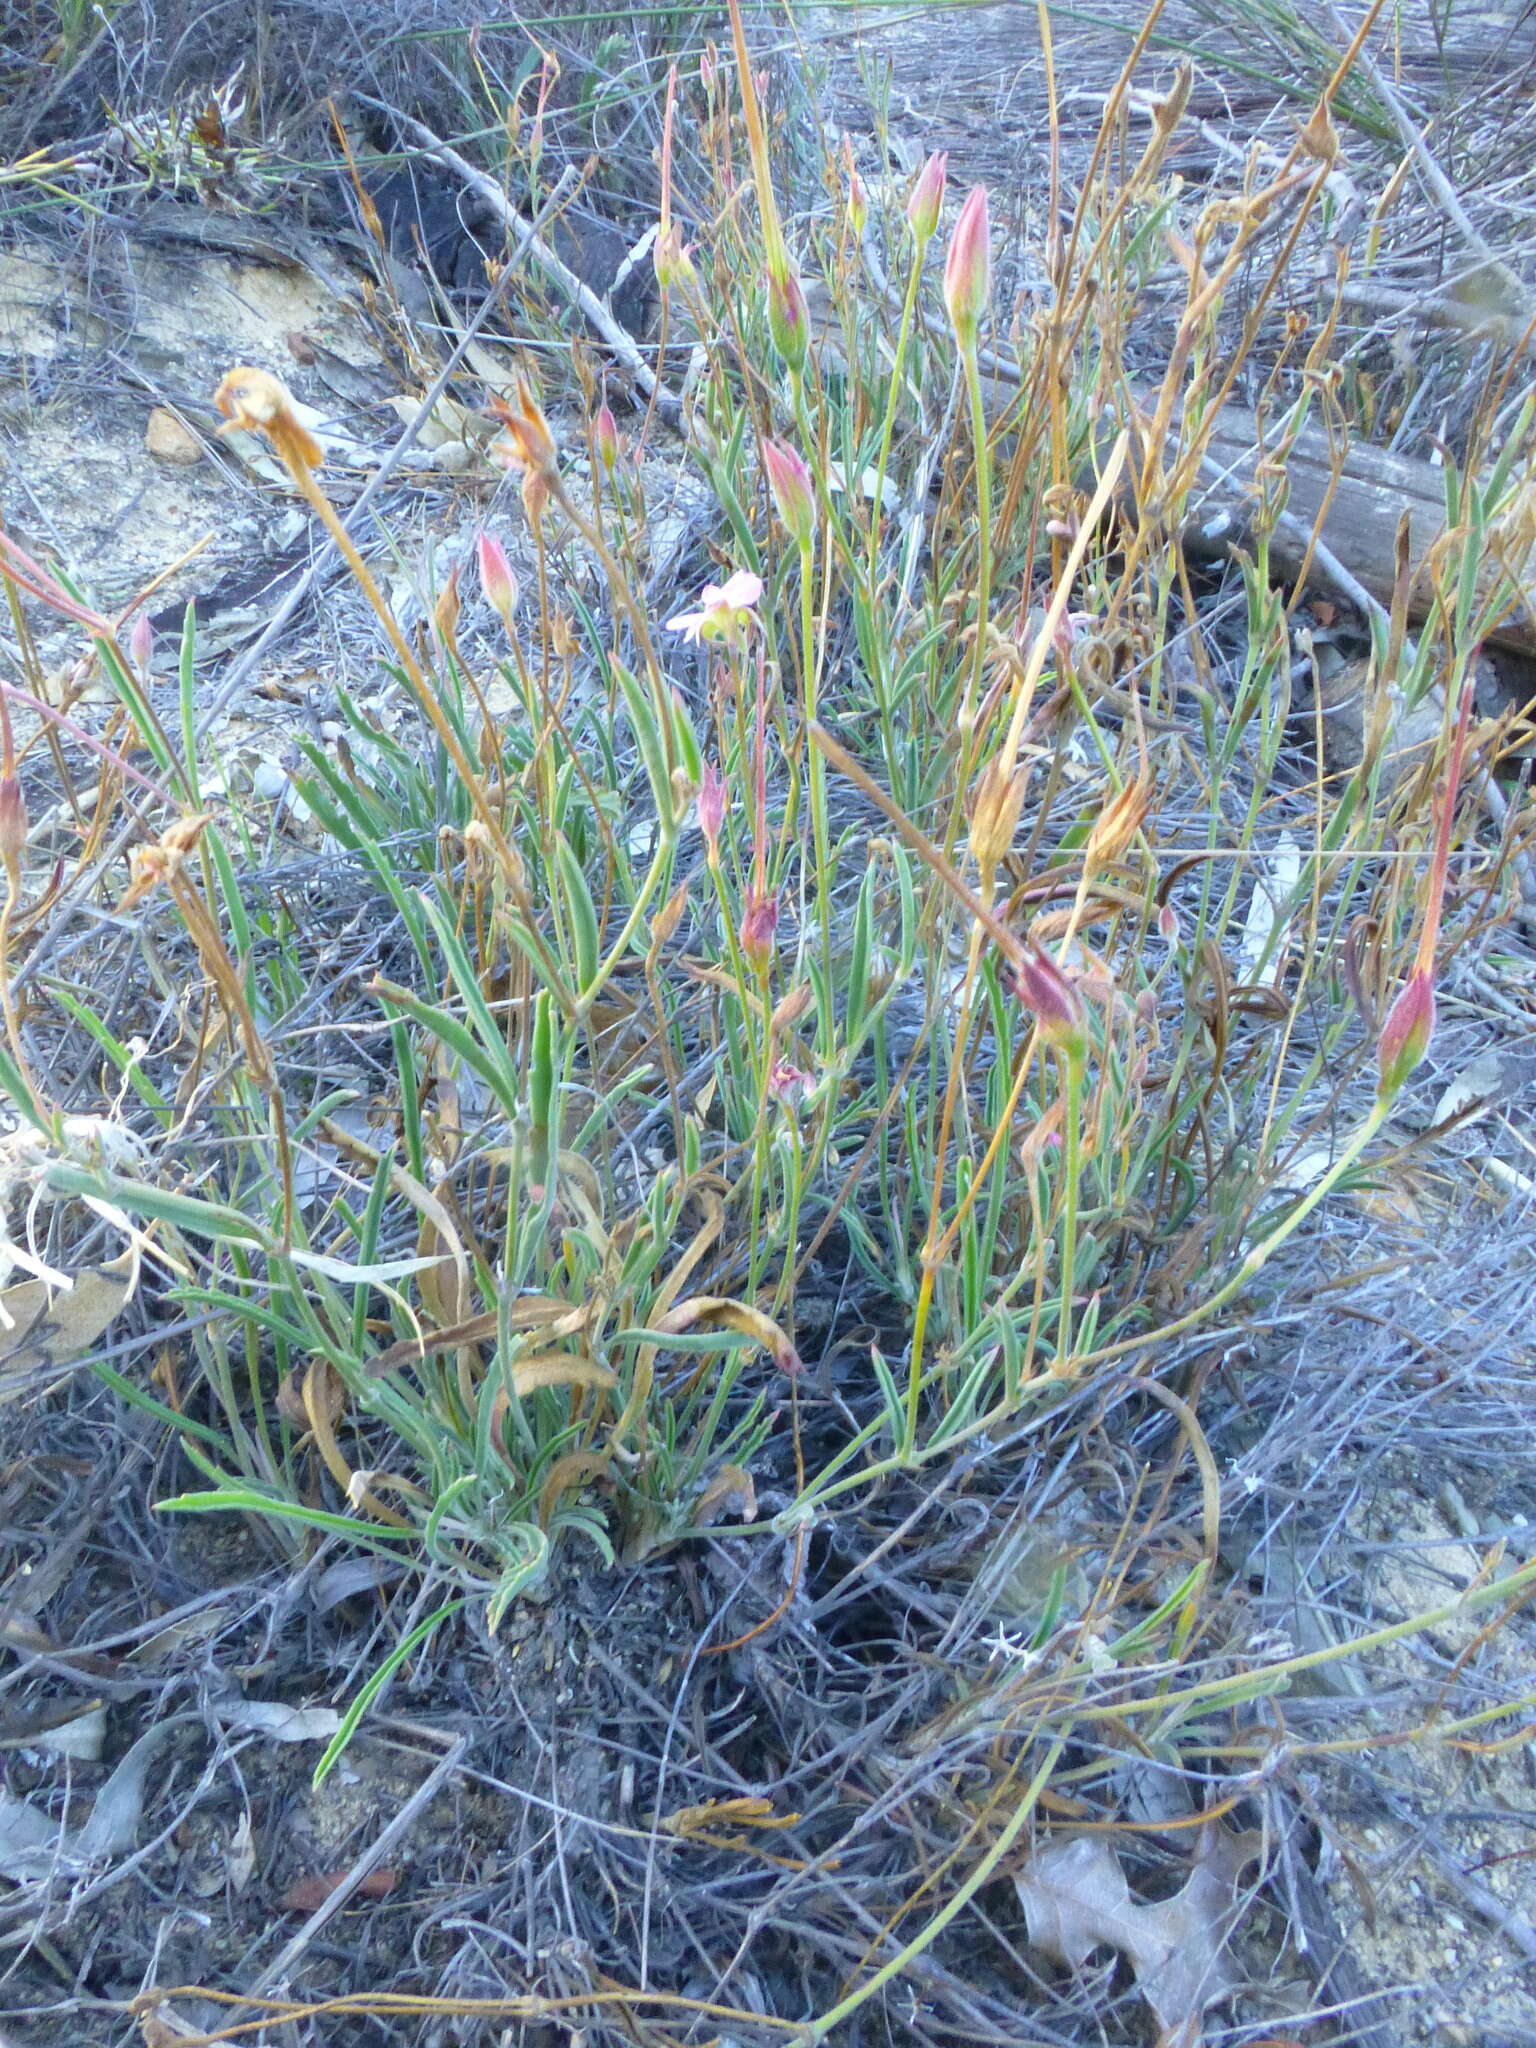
left=1016, top=943, right=1087, bottom=1060
left=768, top=1059, right=812, bottom=1108
left=665, top=569, right=763, bottom=645
left=943, top=184, right=992, bottom=354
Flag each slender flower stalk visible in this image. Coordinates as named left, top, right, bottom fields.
left=1053, top=1042, right=1086, bottom=1373
left=866, top=152, right=947, bottom=602
left=726, top=0, right=791, bottom=285
left=725, top=0, right=812, bottom=392
left=654, top=66, right=698, bottom=295
left=765, top=436, right=832, bottom=1042
left=945, top=186, right=995, bottom=731
left=0, top=681, right=40, bottom=1121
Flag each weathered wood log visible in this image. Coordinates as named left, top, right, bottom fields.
left=972, top=358, right=1536, bottom=654
left=1169, top=397, right=1536, bottom=657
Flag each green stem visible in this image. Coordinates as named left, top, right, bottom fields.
left=1055, top=1046, right=1085, bottom=1372
left=577, top=829, right=673, bottom=1018
left=865, top=252, right=927, bottom=596
left=935, top=340, right=994, bottom=871
left=959, top=340, right=993, bottom=725
left=798, top=536, right=834, bottom=1051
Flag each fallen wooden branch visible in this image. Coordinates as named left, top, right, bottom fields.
left=369, top=103, right=683, bottom=434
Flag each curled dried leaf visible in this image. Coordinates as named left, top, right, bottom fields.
left=506, top=1351, right=617, bottom=1399
left=693, top=1464, right=758, bottom=1528
left=654, top=1296, right=801, bottom=1375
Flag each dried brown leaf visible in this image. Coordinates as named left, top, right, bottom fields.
left=693, top=1464, right=758, bottom=1527
left=1016, top=1826, right=1261, bottom=2048
left=659, top=1796, right=799, bottom=1845
left=0, top=1267, right=130, bottom=1395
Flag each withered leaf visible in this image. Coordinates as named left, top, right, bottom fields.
left=0, top=1267, right=131, bottom=1398
left=278, top=1865, right=397, bottom=1912
left=1016, top=1825, right=1261, bottom=2048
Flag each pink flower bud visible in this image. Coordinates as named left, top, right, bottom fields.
left=477, top=531, right=518, bottom=625
left=767, top=262, right=810, bottom=375
left=593, top=400, right=620, bottom=475
left=1015, top=942, right=1087, bottom=1059
left=906, top=151, right=948, bottom=244
left=1157, top=901, right=1180, bottom=944
left=129, top=612, right=153, bottom=672
left=740, top=890, right=779, bottom=977
left=699, top=42, right=718, bottom=95
left=1377, top=967, right=1435, bottom=1100
left=943, top=184, right=992, bottom=355
left=698, top=760, right=727, bottom=861
left=763, top=437, right=815, bottom=553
